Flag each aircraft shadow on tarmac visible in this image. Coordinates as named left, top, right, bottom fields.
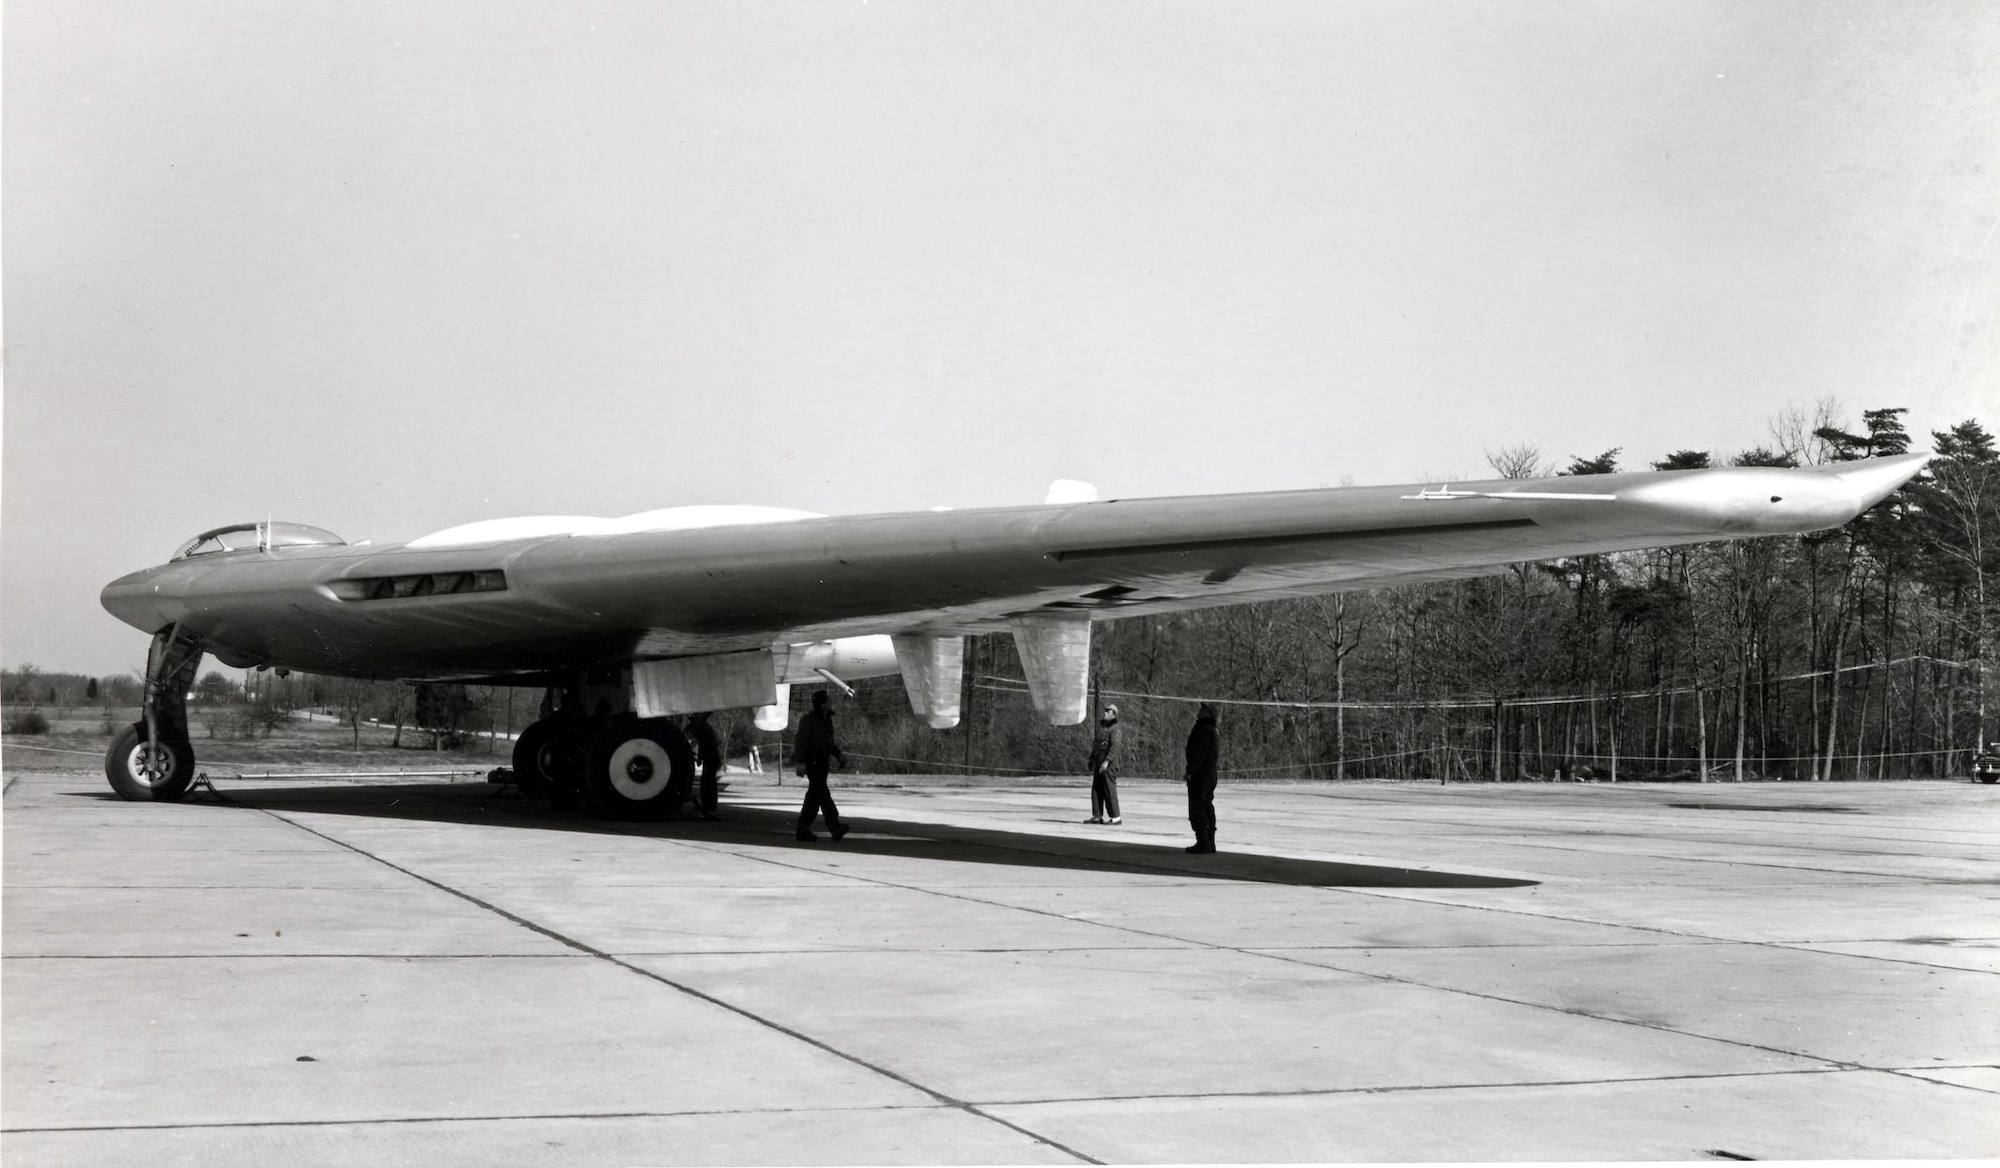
left=78, top=781, right=1536, bottom=890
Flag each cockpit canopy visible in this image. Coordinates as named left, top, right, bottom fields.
left=173, top=522, right=346, bottom=561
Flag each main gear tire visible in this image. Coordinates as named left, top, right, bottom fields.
left=513, top=715, right=588, bottom=810
left=581, top=716, right=693, bottom=820
left=105, top=722, right=196, bottom=802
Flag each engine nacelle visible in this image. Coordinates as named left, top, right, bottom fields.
left=1009, top=613, right=1091, bottom=725
left=892, top=634, right=965, bottom=728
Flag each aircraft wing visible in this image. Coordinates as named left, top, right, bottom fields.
left=103, top=454, right=1926, bottom=725
left=516, top=453, right=1920, bottom=638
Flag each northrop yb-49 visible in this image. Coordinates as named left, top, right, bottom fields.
left=101, top=454, right=1927, bottom=812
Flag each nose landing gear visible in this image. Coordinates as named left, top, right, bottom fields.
left=105, top=725, right=197, bottom=801
left=105, top=626, right=204, bottom=801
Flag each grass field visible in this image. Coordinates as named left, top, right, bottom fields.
left=2, top=705, right=517, bottom=776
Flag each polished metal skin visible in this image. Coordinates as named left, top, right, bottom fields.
left=103, top=455, right=1929, bottom=684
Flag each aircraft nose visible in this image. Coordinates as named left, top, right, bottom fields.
left=100, top=569, right=168, bottom=633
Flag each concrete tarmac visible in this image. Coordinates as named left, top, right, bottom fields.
left=4, top=768, right=1997, bottom=1164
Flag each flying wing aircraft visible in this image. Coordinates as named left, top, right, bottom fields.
left=100, top=453, right=1929, bottom=813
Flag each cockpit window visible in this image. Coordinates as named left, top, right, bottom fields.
left=173, top=522, right=345, bottom=561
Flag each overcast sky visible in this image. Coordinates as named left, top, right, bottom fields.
left=6, top=0, right=1996, bottom=678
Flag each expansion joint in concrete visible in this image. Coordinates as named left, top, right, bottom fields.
left=253, top=809, right=1103, bottom=1165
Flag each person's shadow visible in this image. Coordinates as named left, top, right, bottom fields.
left=84, top=779, right=1537, bottom=889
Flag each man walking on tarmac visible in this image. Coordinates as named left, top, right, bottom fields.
left=793, top=690, right=849, bottom=842
left=1184, top=703, right=1219, bottom=853
left=686, top=711, right=723, bottom=820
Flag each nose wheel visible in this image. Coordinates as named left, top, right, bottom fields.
left=105, top=722, right=196, bottom=801
left=104, top=625, right=205, bottom=802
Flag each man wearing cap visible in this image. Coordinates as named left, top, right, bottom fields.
left=1184, top=703, right=1219, bottom=854
left=792, top=689, right=849, bottom=842
left=1086, top=703, right=1123, bottom=825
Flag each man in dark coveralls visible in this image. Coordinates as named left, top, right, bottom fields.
left=686, top=711, right=722, bottom=820
left=1184, top=703, right=1219, bottom=854
left=793, top=690, right=849, bottom=842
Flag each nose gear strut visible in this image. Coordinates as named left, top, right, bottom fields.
left=105, top=624, right=205, bottom=801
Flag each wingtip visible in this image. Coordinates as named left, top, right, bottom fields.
left=1833, top=451, right=1931, bottom=510
left=1626, top=452, right=1932, bottom=537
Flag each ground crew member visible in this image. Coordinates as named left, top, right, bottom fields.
left=658, top=717, right=695, bottom=817
left=1184, top=703, right=1219, bottom=853
left=686, top=710, right=722, bottom=820
left=793, top=690, right=849, bottom=842
left=1086, top=703, right=1122, bottom=825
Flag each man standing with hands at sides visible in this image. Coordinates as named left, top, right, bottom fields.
left=1086, top=703, right=1123, bottom=825
left=793, top=690, right=849, bottom=842
left=686, top=711, right=722, bottom=821
left=1184, top=703, right=1219, bottom=854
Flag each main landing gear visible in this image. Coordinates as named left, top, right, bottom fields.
left=512, top=706, right=696, bottom=820
left=511, top=711, right=588, bottom=810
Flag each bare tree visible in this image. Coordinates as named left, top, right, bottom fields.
left=1305, top=594, right=1366, bottom=778
left=1768, top=397, right=1844, bottom=466
left=1485, top=443, right=1547, bottom=480
left=332, top=677, right=374, bottom=748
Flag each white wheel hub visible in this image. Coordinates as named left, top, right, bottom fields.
left=605, top=737, right=672, bottom=802
left=123, top=742, right=174, bottom=787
